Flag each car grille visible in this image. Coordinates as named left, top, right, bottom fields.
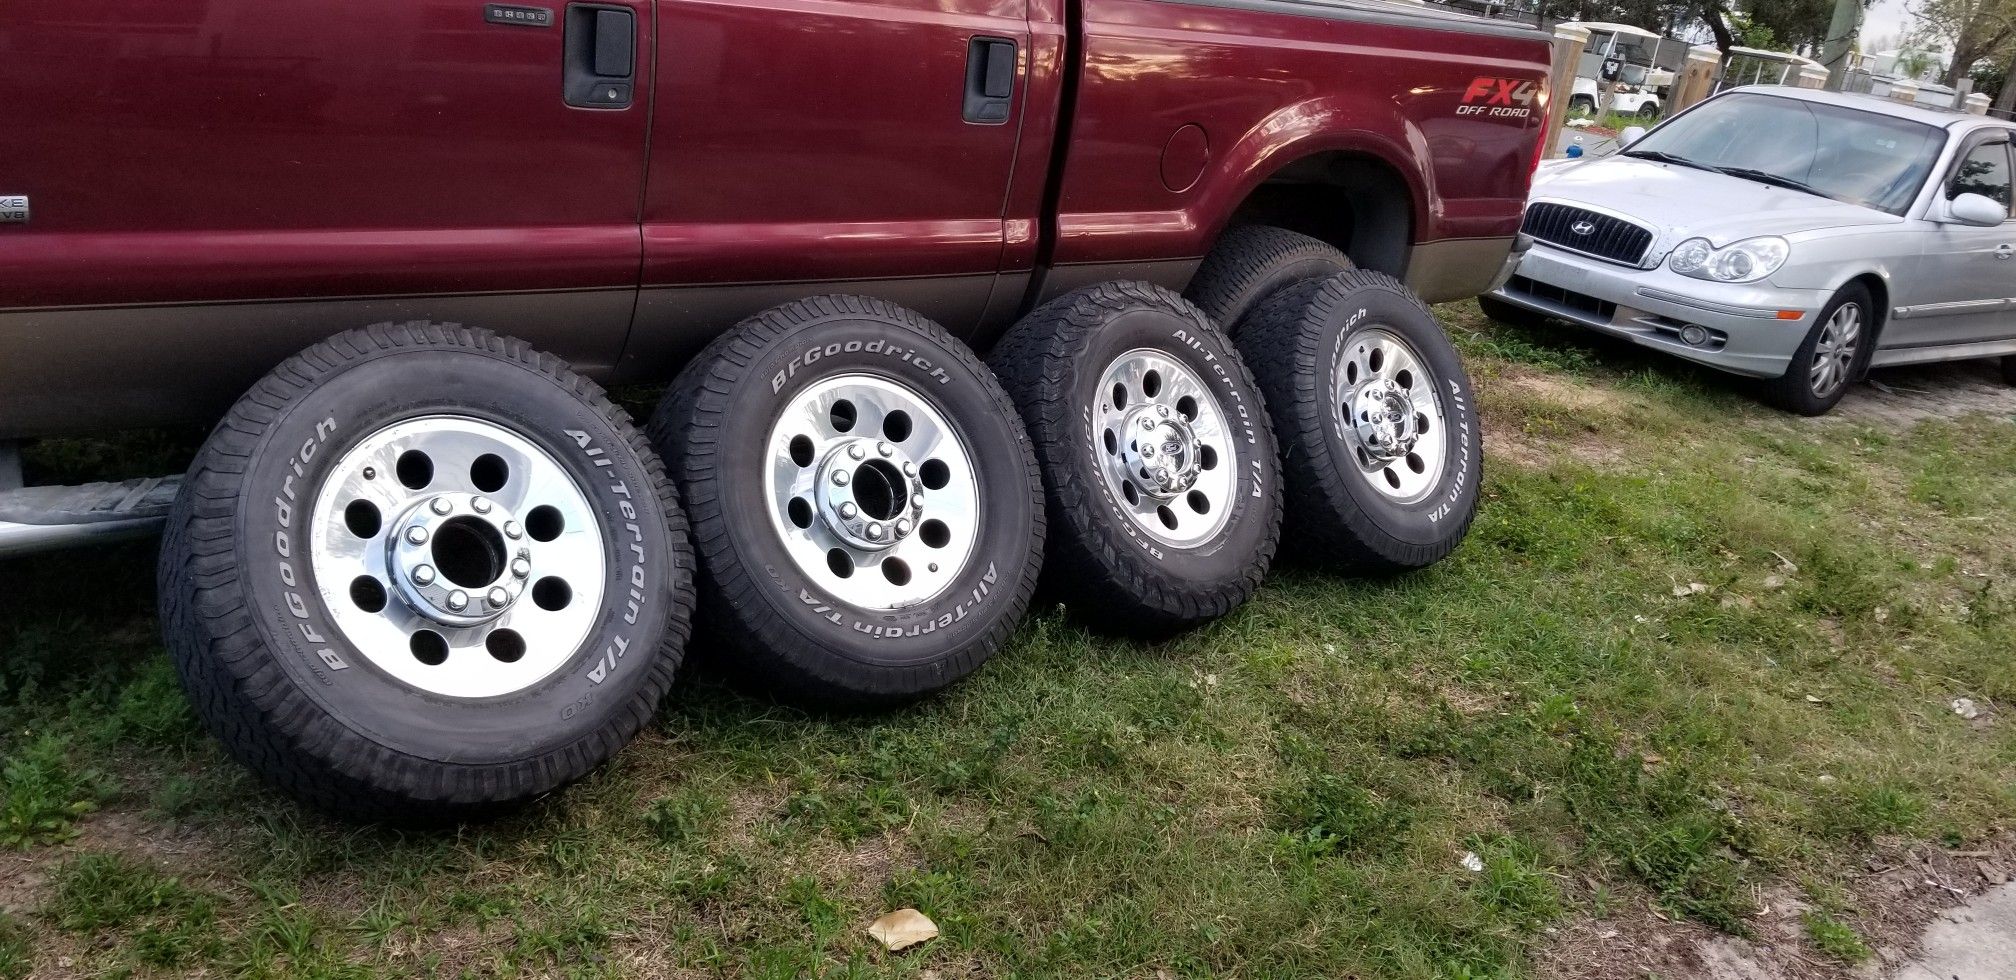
left=1505, top=275, right=1616, bottom=321
left=1522, top=203, right=1654, bottom=267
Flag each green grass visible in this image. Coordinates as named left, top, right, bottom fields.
left=1, top=300, right=2013, bottom=976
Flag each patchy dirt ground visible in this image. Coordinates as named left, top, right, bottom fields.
left=1835, top=360, right=2016, bottom=428
left=1539, top=835, right=2016, bottom=980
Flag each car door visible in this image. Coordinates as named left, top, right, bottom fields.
left=1903, top=132, right=2016, bottom=349
left=622, top=0, right=1032, bottom=376
left=0, top=0, right=652, bottom=433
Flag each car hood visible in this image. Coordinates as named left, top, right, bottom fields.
left=1532, top=156, right=1904, bottom=244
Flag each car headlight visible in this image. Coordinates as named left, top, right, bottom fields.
left=1666, top=236, right=1789, bottom=284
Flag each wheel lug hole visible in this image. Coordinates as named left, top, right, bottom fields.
left=876, top=442, right=893, bottom=457
left=413, top=564, right=436, bottom=586
left=840, top=502, right=858, bottom=519
left=832, top=470, right=850, bottom=486
left=406, top=526, right=429, bottom=545
left=472, top=497, right=493, bottom=514
left=511, top=558, right=531, bottom=579
left=847, top=444, right=866, bottom=461
left=429, top=497, right=452, bottom=516
left=902, top=462, right=916, bottom=477
left=504, top=521, right=522, bottom=540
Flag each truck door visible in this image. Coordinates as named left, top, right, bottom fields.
left=623, top=0, right=1033, bottom=376
left=0, top=0, right=651, bottom=431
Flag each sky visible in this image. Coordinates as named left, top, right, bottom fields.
left=1860, top=0, right=1918, bottom=50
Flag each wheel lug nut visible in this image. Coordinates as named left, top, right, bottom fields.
left=840, top=502, right=858, bottom=519
left=902, top=462, right=916, bottom=477
left=413, top=564, right=436, bottom=586
left=1140, top=418, right=1155, bottom=429
left=430, top=497, right=452, bottom=515
left=867, top=523, right=884, bottom=540
left=848, top=444, right=867, bottom=461
left=406, top=526, right=429, bottom=545
left=487, top=587, right=510, bottom=608
left=511, top=558, right=530, bottom=578
left=832, top=470, right=850, bottom=486
left=877, top=442, right=893, bottom=457
left=471, top=497, right=492, bottom=514
left=896, top=519, right=912, bottom=535
left=446, top=590, right=469, bottom=612
left=911, top=492, right=924, bottom=508
left=504, top=521, right=523, bottom=539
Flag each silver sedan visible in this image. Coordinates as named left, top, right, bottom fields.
left=1484, top=86, right=2016, bottom=414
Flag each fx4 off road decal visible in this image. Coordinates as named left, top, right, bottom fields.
left=1458, top=77, right=1539, bottom=119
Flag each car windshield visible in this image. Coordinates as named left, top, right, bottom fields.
left=1623, top=92, right=1947, bottom=215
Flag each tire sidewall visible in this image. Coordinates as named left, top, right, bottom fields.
left=1312, top=281, right=1482, bottom=545
left=234, top=348, right=682, bottom=767
left=1055, top=304, right=1276, bottom=581
left=697, top=315, right=1036, bottom=669
left=1779, top=285, right=1872, bottom=414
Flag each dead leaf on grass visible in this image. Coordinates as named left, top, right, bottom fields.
left=868, top=909, right=939, bottom=951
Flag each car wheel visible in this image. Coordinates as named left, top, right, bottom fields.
left=1184, top=225, right=1354, bottom=332
left=1237, top=271, right=1482, bottom=573
left=158, top=322, right=695, bottom=824
left=1569, top=95, right=1596, bottom=114
left=1477, top=294, right=1551, bottom=331
left=1761, top=283, right=1873, bottom=416
left=650, top=295, right=1044, bottom=707
left=990, top=282, right=1282, bottom=637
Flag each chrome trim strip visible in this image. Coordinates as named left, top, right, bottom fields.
left=1634, top=287, right=1786, bottom=319
left=1892, top=298, right=2013, bottom=319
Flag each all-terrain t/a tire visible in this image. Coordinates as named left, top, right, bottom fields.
left=1238, top=271, right=1482, bottom=573
left=159, top=323, right=695, bottom=824
left=1760, top=283, right=1874, bottom=416
left=1184, top=225, right=1355, bottom=333
left=650, top=296, right=1044, bottom=708
left=991, top=282, right=1282, bottom=637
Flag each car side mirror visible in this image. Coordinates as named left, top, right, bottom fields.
left=1617, top=126, right=1648, bottom=148
left=1947, top=192, right=2009, bottom=227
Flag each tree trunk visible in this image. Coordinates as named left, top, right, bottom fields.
left=1701, top=2, right=1734, bottom=54
left=1999, top=48, right=2016, bottom=112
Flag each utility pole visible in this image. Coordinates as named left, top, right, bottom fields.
left=1819, top=0, right=1861, bottom=90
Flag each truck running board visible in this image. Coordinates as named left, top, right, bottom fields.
left=0, top=477, right=182, bottom=558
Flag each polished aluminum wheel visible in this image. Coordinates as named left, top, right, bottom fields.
left=1091, top=349, right=1235, bottom=548
left=1809, top=302, right=1862, bottom=398
left=307, top=416, right=606, bottom=699
left=1334, top=328, right=1448, bottom=504
left=764, top=374, right=978, bottom=610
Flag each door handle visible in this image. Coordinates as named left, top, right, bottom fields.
left=563, top=4, right=635, bottom=109
left=963, top=37, right=1017, bottom=125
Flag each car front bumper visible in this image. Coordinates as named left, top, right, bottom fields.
left=1486, top=244, right=1830, bottom=379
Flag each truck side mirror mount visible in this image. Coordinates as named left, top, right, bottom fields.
left=1946, top=192, right=2010, bottom=228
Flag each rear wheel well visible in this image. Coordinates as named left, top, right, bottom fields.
left=1216, top=153, right=1414, bottom=279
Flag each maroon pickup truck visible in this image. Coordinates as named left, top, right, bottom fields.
left=0, top=0, right=1550, bottom=820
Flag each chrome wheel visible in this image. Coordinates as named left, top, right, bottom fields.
left=1092, top=349, right=1236, bottom=548
left=307, top=416, right=607, bottom=699
left=764, top=374, right=979, bottom=610
left=1809, top=303, right=1862, bottom=398
left=1335, top=327, right=1449, bottom=504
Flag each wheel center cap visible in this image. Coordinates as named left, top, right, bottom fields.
left=1353, top=379, right=1418, bottom=462
left=385, top=492, right=532, bottom=627
left=814, top=438, right=925, bottom=551
left=1121, top=404, right=1201, bottom=498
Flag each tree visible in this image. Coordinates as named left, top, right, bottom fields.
left=1908, top=0, right=2016, bottom=85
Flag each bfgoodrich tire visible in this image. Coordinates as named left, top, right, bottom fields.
left=1185, top=225, right=1355, bottom=332
left=1238, top=271, right=1482, bottom=573
left=650, top=296, right=1044, bottom=708
left=159, top=322, right=694, bottom=824
left=990, top=281, right=1282, bottom=637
